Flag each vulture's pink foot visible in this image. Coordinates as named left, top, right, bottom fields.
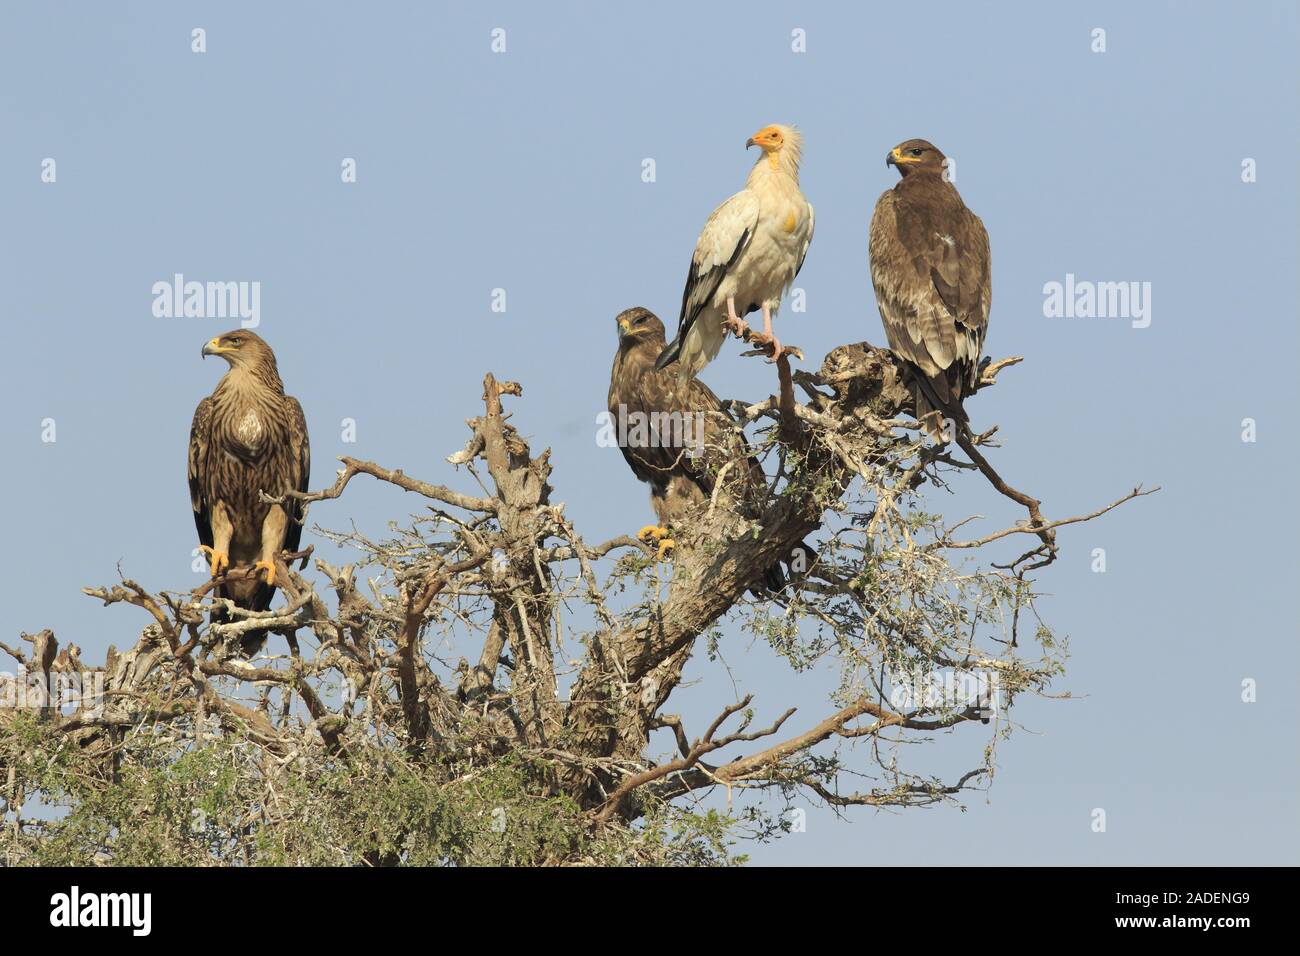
left=721, top=316, right=750, bottom=339
left=750, top=331, right=784, bottom=363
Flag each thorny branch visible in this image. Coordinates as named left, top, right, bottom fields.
left=2, top=340, right=1152, bottom=860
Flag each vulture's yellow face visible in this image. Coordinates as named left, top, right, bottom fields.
left=887, top=139, right=946, bottom=177
left=746, top=125, right=788, bottom=153
left=202, top=330, right=269, bottom=367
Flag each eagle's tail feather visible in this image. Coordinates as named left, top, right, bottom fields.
left=914, top=367, right=970, bottom=443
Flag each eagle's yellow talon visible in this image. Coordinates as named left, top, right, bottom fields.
left=635, top=526, right=675, bottom=562
left=199, top=545, right=229, bottom=577
left=253, top=559, right=276, bottom=586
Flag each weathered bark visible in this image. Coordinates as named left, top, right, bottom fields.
left=563, top=344, right=914, bottom=809
left=4, top=337, right=1151, bottom=855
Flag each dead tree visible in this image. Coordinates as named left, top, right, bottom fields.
left=0, top=341, right=1152, bottom=865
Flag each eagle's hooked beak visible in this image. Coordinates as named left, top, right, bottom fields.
left=888, top=146, right=923, bottom=169
left=202, top=338, right=225, bottom=358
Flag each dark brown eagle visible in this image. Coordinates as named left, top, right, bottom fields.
left=189, top=330, right=310, bottom=654
left=609, top=307, right=805, bottom=591
left=869, top=138, right=991, bottom=439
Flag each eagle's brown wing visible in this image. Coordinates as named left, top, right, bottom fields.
left=610, top=357, right=699, bottom=500
left=869, top=185, right=990, bottom=411
left=682, top=375, right=768, bottom=514
left=282, top=396, right=311, bottom=556
left=609, top=357, right=764, bottom=508
left=188, top=395, right=214, bottom=550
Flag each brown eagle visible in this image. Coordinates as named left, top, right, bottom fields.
left=869, top=139, right=991, bottom=439
left=189, top=330, right=310, bottom=654
left=610, top=307, right=805, bottom=591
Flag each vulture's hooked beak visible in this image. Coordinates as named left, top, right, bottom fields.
left=746, top=136, right=756, bottom=150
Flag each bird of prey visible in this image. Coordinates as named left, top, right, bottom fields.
left=611, top=306, right=803, bottom=591
left=869, top=139, right=991, bottom=440
left=189, top=330, right=310, bottom=654
left=656, top=124, right=814, bottom=383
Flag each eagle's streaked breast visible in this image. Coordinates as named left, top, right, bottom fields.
left=235, top=408, right=265, bottom=451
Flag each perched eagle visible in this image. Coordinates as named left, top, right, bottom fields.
left=869, top=138, right=991, bottom=439
left=611, top=307, right=804, bottom=591
left=656, top=124, right=814, bottom=383
left=189, top=330, right=310, bottom=654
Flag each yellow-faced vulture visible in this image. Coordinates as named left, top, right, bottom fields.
left=655, top=124, right=814, bottom=383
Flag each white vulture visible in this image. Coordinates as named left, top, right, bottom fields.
left=656, top=124, right=814, bottom=384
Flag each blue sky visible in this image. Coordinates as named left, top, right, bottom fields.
left=1, top=0, right=1296, bottom=864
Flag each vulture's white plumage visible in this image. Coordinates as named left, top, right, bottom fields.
left=656, top=124, right=814, bottom=383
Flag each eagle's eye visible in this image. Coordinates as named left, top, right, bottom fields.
left=228, top=337, right=242, bottom=346
left=634, top=315, right=646, bottom=325
left=909, top=148, right=923, bottom=157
